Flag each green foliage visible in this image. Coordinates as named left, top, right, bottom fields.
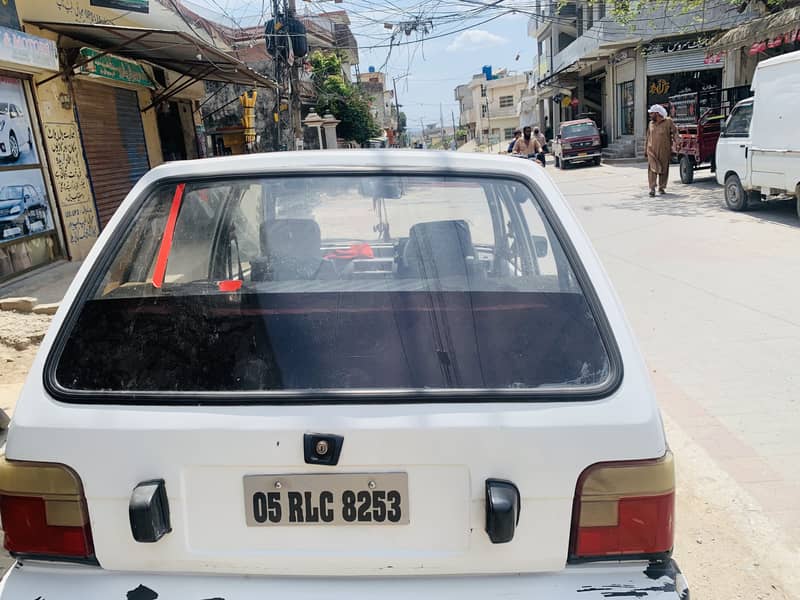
left=398, top=111, right=407, bottom=133
left=567, top=0, right=791, bottom=26
left=308, top=51, right=382, bottom=145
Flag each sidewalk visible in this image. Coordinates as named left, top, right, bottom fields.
left=0, top=259, right=82, bottom=308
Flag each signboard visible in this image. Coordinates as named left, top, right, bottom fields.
left=42, top=123, right=99, bottom=259
left=90, top=0, right=149, bottom=13
left=78, top=47, right=153, bottom=87
left=0, top=0, right=20, bottom=31
left=642, top=37, right=711, bottom=56
left=0, top=26, right=58, bottom=73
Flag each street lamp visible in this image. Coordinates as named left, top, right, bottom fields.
left=302, top=111, right=324, bottom=149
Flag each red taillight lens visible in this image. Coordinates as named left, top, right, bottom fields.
left=569, top=452, right=674, bottom=561
left=0, top=458, right=94, bottom=560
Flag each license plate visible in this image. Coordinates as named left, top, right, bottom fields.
left=243, top=473, right=409, bottom=526
left=579, top=152, right=588, bottom=156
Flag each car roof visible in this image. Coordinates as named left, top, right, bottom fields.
left=561, top=119, right=596, bottom=127
left=138, top=149, right=553, bottom=188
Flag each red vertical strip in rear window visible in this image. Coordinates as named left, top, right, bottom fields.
left=152, top=183, right=186, bottom=289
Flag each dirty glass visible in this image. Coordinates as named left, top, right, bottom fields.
left=561, top=123, right=598, bottom=138
left=53, top=175, right=611, bottom=397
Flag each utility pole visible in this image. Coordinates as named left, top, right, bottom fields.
left=271, top=0, right=281, bottom=151
left=439, top=102, right=445, bottom=148
left=287, top=0, right=302, bottom=150
left=419, top=117, right=425, bottom=148
left=451, top=110, right=457, bottom=150
left=392, top=76, right=402, bottom=147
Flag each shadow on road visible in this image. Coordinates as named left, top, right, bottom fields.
left=601, top=172, right=798, bottom=227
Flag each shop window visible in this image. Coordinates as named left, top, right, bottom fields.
left=0, top=76, right=60, bottom=281
left=618, top=80, right=635, bottom=136
left=499, top=95, right=514, bottom=108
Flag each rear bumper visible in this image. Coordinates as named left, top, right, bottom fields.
left=563, top=152, right=601, bottom=162
left=0, top=560, right=689, bottom=599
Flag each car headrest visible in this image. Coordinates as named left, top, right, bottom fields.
left=402, top=220, right=476, bottom=279
left=264, top=219, right=322, bottom=258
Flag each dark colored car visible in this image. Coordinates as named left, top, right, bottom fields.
left=552, top=119, right=602, bottom=169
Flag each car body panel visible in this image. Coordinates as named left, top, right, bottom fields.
left=716, top=50, right=800, bottom=199
left=10, top=150, right=666, bottom=577
left=0, top=561, right=689, bottom=599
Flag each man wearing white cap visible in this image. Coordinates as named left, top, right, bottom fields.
left=645, top=104, right=679, bottom=197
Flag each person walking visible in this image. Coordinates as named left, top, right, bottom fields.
left=645, top=104, right=679, bottom=197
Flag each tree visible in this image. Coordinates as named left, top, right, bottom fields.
left=592, top=0, right=791, bottom=25
left=309, top=51, right=382, bottom=145
left=398, top=111, right=407, bottom=133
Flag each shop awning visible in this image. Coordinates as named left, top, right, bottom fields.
left=29, top=21, right=276, bottom=91
left=708, top=6, right=800, bottom=52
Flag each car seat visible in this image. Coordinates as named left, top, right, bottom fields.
left=251, top=218, right=335, bottom=281
left=398, top=220, right=480, bottom=281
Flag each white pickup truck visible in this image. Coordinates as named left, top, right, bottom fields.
left=716, top=49, right=800, bottom=218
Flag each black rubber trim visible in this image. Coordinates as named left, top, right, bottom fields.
left=43, top=167, right=624, bottom=406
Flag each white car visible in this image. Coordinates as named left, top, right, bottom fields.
left=716, top=50, right=800, bottom=217
left=0, top=151, right=687, bottom=599
left=0, top=103, right=31, bottom=162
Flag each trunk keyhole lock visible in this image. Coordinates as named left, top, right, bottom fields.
left=304, top=433, right=344, bottom=466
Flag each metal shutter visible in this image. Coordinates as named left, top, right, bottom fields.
left=646, top=49, right=724, bottom=75
left=74, top=80, right=150, bottom=228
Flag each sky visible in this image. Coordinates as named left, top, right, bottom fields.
left=183, top=0, right=532, bottom=128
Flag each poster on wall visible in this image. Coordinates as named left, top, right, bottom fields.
left=0, top=169, right=54, bottom=242
left=90, top=0, right=149, bottom=13
left=0, top=77, right=39, bottom=166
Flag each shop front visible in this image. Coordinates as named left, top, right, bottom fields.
left=644, top=38, right=724, bottom=109
left=28, top=20, right=274, bottom=233
left=0, top=11, right=64, bottom=281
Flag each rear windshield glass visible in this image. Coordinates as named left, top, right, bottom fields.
left=52, top=175, right=612, bottom=397
left=562, top=123, right=598, bottom=138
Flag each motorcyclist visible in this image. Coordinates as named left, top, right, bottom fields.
left=512, top=126, right=545, bottom=167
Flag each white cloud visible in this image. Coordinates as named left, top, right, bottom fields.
left=446, top=30, right=507, bottom=53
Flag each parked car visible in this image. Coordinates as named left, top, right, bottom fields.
left=670, top=85, right=752, bottom=184
left=552, top=119, right=602, bottom=168
left=0, top=102, right=31, bottom=162
left=0, top=185, right=46, bottom=239
left=716, top=49, right=800, bottom=217
left=0, top=151, right=687, bottom=600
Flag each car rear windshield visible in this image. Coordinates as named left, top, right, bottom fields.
left=51, top=175, right=613, bottom=399
left=562, top=123, right=598, bottom=138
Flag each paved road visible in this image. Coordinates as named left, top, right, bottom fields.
left=551, top=161, right=799, bottom=597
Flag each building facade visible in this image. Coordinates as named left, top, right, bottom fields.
left=0, top=0, right=268, bottom=282
left=456, top=68, right=531, bottom=147
left=528, top=0, right=760, bottom=157
left=357, top=70, right=397, bottom=137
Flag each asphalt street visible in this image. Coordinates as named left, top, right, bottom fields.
left=550, top=160, right=800, bottom=598
left=0, top=159, right=798, bottom=596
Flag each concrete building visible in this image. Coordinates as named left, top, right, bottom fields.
left=357, top=70, right=397, bottom=135
left=196, top=9, right=360, bottom=152
left=456, top=68, right=531, bottom=147
left=0, top=0, right=269, bottom=282
left=527, top=0, right=761, bottom=158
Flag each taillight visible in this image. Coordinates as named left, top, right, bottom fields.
left=569, top=451, right=674, bottom=562
left=0, top=457, right=94, bottom=560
